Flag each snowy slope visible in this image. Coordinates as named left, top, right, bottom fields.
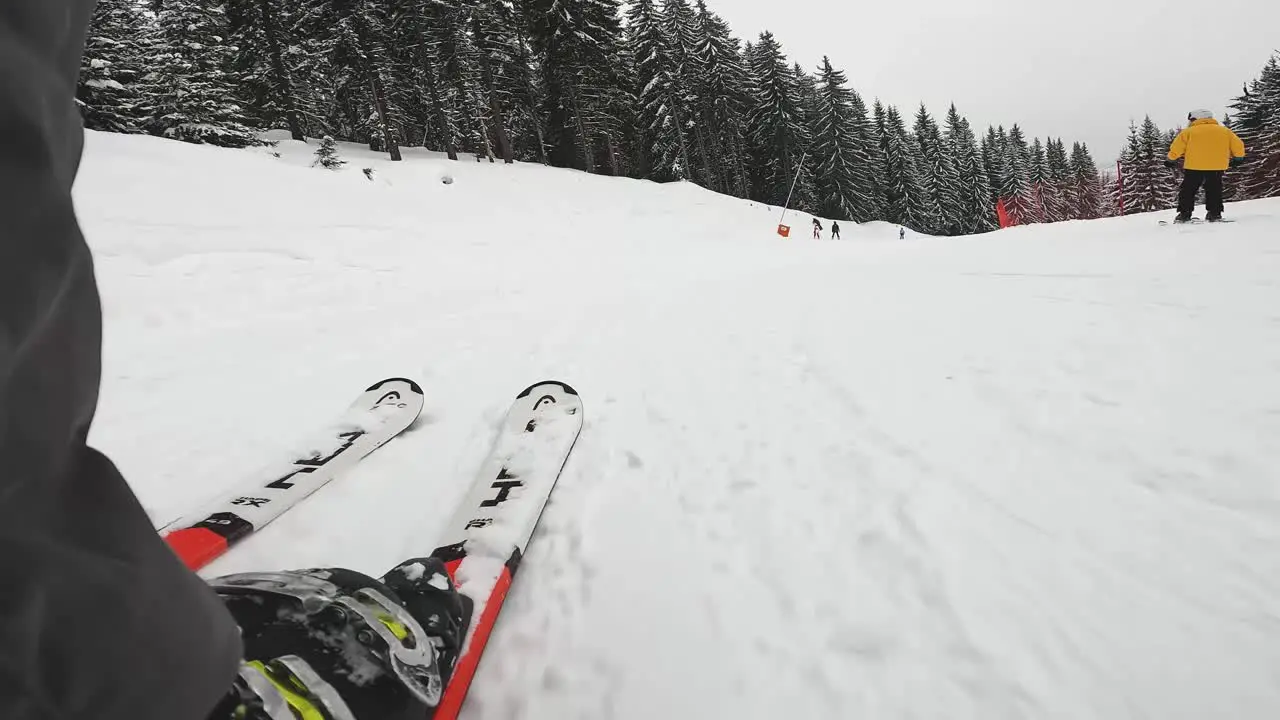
left=77, top=130, right=1280, bottom=720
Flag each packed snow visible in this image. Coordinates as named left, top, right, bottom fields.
left=76, top=130, right=1280, bottom=720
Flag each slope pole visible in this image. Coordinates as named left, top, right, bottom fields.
left=777, top=151, right=808, bottom=228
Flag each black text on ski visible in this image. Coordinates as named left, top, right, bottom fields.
left=266, top=431, right=364, bottom=490
left=480, top=468, right=522, bottom=508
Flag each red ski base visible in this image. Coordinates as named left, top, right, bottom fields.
left=433, top=554, right=518, bottom=720
left=163, top=527, right=229, bottom=571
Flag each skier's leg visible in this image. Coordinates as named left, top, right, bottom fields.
left=0, top=2, right=243, bottom=719
left=1177, top=171, right=1203, bottom=217
left=1205, top=171, right=1225, bottom=217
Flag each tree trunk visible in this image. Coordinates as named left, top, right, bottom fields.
left=693, top=114, right=718, bottom=191
left=368, top=72, right=400, bottom=161
left=346, top=10, right=400, bottom=161
left=254, top=0, right=304, bottom=141
left=566, top=82, right=592, bottom=173
left=514, top=25, right=548, bottom=164
left=671, top=101, right=692, bottom=181
left=420, top=55, right=457, bottom=160
left=472, top=14, right=513, bottom=164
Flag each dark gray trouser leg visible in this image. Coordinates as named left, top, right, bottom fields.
left=1203, top=171, right=1225, bottom=215
left=0, top=2, right=242, bottom=719
left=1177, top=170, right=1206, bottom=215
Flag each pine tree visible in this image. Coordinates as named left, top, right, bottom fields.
left=944, top=106, right=996, bottom=234
left=78, top=0, right=147, bottom=133
left=688, top=0, right=751, bottom=197
left=386, top=0, right=459, bottom=159
left=810, top=57, right=876, bottom=222
left=980, top=126, right=1001, bottom=205
left=1229, top=53, right=1280, bottom=199
left=744, top=31, right=812, bottom=208
left=912, top=104, right=960, bottom=234
left=1118, top=116, right=1175, bottom=214
left=626, top=0, right=691, bottom=180
left=792, top=61, right=823, bottom=201
left=998, top=125, right=1036, bottom=225
left=313, top=135, right=345, bottom=168
left=664, top=0, right=717, bottom=188
left=1067, top=142, right=1104, bottom=219
left=527, top=0, right=629, bottom=174
left=137, top=0, right=260, bottom=147
left=876, top=103, right=931, bottom=231
left=1043, top=138, right=1072, bottom=222
left=225, top=0, right=306, bottom=140
left=1027, top=138, right=1051, bottom=223
left=470, top=0, right=520, bottom=163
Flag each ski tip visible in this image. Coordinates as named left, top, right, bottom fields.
left=516, top=380, right=579, bottom=399
left=366, top=377, right=424, bottom=395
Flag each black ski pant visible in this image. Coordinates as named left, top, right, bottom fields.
left=0, top=2, right=241, bottom=719
left=1178, top=169, right=1225, bottom=216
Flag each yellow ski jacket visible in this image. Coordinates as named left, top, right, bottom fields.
left=1168, top=118, right=1246, bottom=171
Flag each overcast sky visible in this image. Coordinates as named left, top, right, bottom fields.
left=710, top=0, right=1279, bottom=164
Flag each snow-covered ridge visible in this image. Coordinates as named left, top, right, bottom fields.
left=77, top=131, right=1280, bottom=719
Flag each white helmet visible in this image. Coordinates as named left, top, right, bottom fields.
left=1188, top=109, right=1214, bottom=121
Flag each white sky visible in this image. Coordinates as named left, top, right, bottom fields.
left=709, top=0, right=1279, bottom=164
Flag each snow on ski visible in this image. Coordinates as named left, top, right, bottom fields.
left=429, top=380, right=583, bottom=720
left=162, top=378, right=424, bottom=571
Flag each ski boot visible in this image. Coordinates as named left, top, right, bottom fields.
left=206, top=558, right=472, bottom=720
left=1173, top=212, right=1193, bottom=224
left=1206, top=212, right=1224, bottom=222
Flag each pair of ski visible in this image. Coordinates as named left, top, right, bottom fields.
left=160, top=378, right=583, bottom=720
left=1157, top=217, right=1236, bottom=225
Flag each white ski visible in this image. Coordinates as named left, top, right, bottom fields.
left=162, top=378, right=423, bottom=570
left=429, top=380, right=583, bottom=720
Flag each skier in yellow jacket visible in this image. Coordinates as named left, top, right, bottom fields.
left=1165, top=109, right=1246, bottom=223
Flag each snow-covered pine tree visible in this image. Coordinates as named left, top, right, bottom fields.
left=1229, top=53, right=1280, bottom=199
left=689, top=0, right=752, bottom=197
left=662, top=0, right=718, bottom=188
left=1027, top=137, right=1051, bottom=223
left=78, top=0, right=147, bottom=133
left=848, top=89, right=885, bottom=219
left=878, top=104, right=932, bottom=232
left=1043, top=138, right=1071, bottom=222
left=1119, top=116, right=1175, bottom=214
left=411, top=0, right=488, bottom=161
left=291, top=0, right=401, bottom=159
left=944, top=105, right=997, bottom=234
left=809, top=57, right=878, bottom=222
left=312, top=135, right=344, bottom=168
left=224, top=0, right=306, bottom=140
left=1067, top=141, right=1104, bottom=219
left=744, top=31, right=813, bottom=208
left=527, top=0, right=628, bottom=174
left=386, top=0, right=459, bottom=159
left=137, top=0, right=260, bottom=147
left=998, top=125, right=1036, bottom=225
left=981, top=126, right=1001, bottom=206
left=792, top=61, right=823, bottom=204
left=470, top=0, right=521, bottom=163
left=912, top=104, right=960, bottom=234
left=626, top=0, right=691, bottom=181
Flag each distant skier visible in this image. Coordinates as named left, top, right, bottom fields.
left=1165, top=109, right=1246, bottom=223
left=899, top=227, right=906, bottom=240
left=1, top=2, right=469, bottom=719
left=831, top=221, right=841, bottom=240
left=812, top=217, right=823, bottom=239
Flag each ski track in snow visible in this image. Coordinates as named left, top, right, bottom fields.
left=77, top=131, right=1280, bottom=720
